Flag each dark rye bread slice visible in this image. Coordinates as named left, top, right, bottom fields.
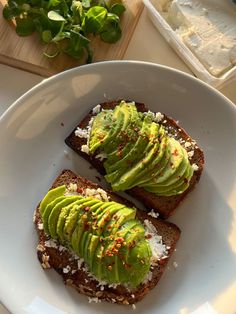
left=65, top=100, right=204, bottom=219
left=34, top=169, right=180, bottom=305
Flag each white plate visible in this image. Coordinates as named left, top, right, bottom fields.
left=0, top=61, right=236, bottom=314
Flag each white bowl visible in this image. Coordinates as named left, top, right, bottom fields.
left=0, top=61, right=236, bottom=314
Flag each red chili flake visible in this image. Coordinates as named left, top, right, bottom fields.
left=84, top=222, right=90, bottom=231
left=111, top=247, right=119, bottom=254
left=107, top=225, right=112, bottom=230
left=84, top=206, right=91, bottom=211
left=172, top=149, right=179, bottom=156
left=105, top=250, right=114, bottom=257
left=113, top=215, right=118, bottom=220
left=124, top=263, right=131, bottom=270
left=128, top=240, right=136, bottom=249
left=145, top=234, right=152, bottom=239
left=115, top=237, right=125, bottom=243
left=77, top=187, right=83, bottom=194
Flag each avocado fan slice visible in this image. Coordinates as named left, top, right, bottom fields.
left=105, top=121, right=159, bottom=186
left=40, top=185, right=66, bottom=215
left=57, top=197, right=84, bottom=243
left=104, top=114, right=152, bottom=176
left=125, top=239, right=152, bottom=288
left=94, top=203, right=126, bottom=236
left=89, top=105, right=124, bottom=155
left=104, top=207, right=137, bottom=236
left=42, top=196, right=65, bottom=235
left=129, top=129, right=168, bottom=188
left=110, top=123, right=161, bottom=191
left=48, top=196, right=83, bottom=239
left=146, top=161, right=194, bottom=195
left=89, top=110, right=113, bottom=154
left=104, top=102, right=141, bottom=167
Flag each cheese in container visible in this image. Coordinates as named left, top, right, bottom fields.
left=143, top=0, right=236, bottom=88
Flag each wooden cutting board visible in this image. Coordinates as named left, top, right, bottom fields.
left=0, top=0, right=143, bottom=77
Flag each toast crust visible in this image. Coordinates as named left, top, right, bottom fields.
left=34, top=169, right=181, bottom=305
left=65, top=101, right=204, bottom=219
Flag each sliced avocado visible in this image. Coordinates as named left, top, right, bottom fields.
left=92, top=239, right=108, bottom=281
left=106, top=207, right=136, bottom=236
left=111, top=124, right=160, bottom=191
left=105, top=115, right=152, bottom=176
left=137, top=139, right=170, bottom=186
left=103, top=101, right=137, bottom=155
left=150, top=137, right=184, bottom=184
left=42, top=196, right=65, bottom=235
left=39, top=185, right=66, bottom=215
left=56, top=195, right=84, bottom=243
left=130, top=130, right=168, bottom=187
left=104, top=102, right=141, bottom=166
left=70, top=199, right=101, bottom=256
left=63, top=197, right=94, bottom=243
left=114, top=219, right=141, bottom=284
left=79, top=230, right=90, bottom=258
left=57, top=197, right=86, bottom=243
left=95, top=203, right=126, bottom=236
left=89, top=110, right=113, bottom=154
left=48, top=196, right=81, bottom=239
left=103, top=241, right=119, bottom=283
left=148, top=161, right=194, bottom=196
left=125, top=239, right=152, bottom=288
left=105, top=121, right=159, bottom=185
left=87, top=234, right=100, bottom=269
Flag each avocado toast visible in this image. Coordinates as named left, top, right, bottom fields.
left=34, top=169, right=180, bottom=305
left=65, top=100, right=204, bottom=218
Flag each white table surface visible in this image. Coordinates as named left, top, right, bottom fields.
left=0, top=7, right=236, bottom=314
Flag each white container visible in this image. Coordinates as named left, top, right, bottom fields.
left=143, top=0, right=236, bottom=89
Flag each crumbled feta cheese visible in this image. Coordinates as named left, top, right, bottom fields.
left=59, top=245, right=66, bottom=252
left=132, top=304, right=136, bottom=310
left=144, top=219, right=169, bottom=265
left=173, top=261, right=178, bottom=269
left=63, top=265, right=71, bottom=273
left=95, top=152, right=107, bottom=161
left=84, top=188, right=110, bottom=202
left=188, top=150, right=194, bottom=158
left=147, top=209, right=159, bottom=218
left=77, top=258, right=84, bottom=269
left=144, top=110, right=155, bottom=120
left=75, top=127, right=88, bottom=139
left=81, top=144, right=90, bottom=154
left=88, top=297, right=101, bottom=303
left=144, top=110, right=164, bottom=123
left=71, top=270, right=77, bottom=274
left=92, top=104, right=101, bottom=114
left=184, top=141, right=192, bottom=148
left=37, top=223, right=44, bottom=230
left=192, top=163, right=199, bottom=171
left=155, top=112, right=164, bottom=122
left=68, top=183, right=78, bottom=192
left=44, top=239, right=58, bottom=249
